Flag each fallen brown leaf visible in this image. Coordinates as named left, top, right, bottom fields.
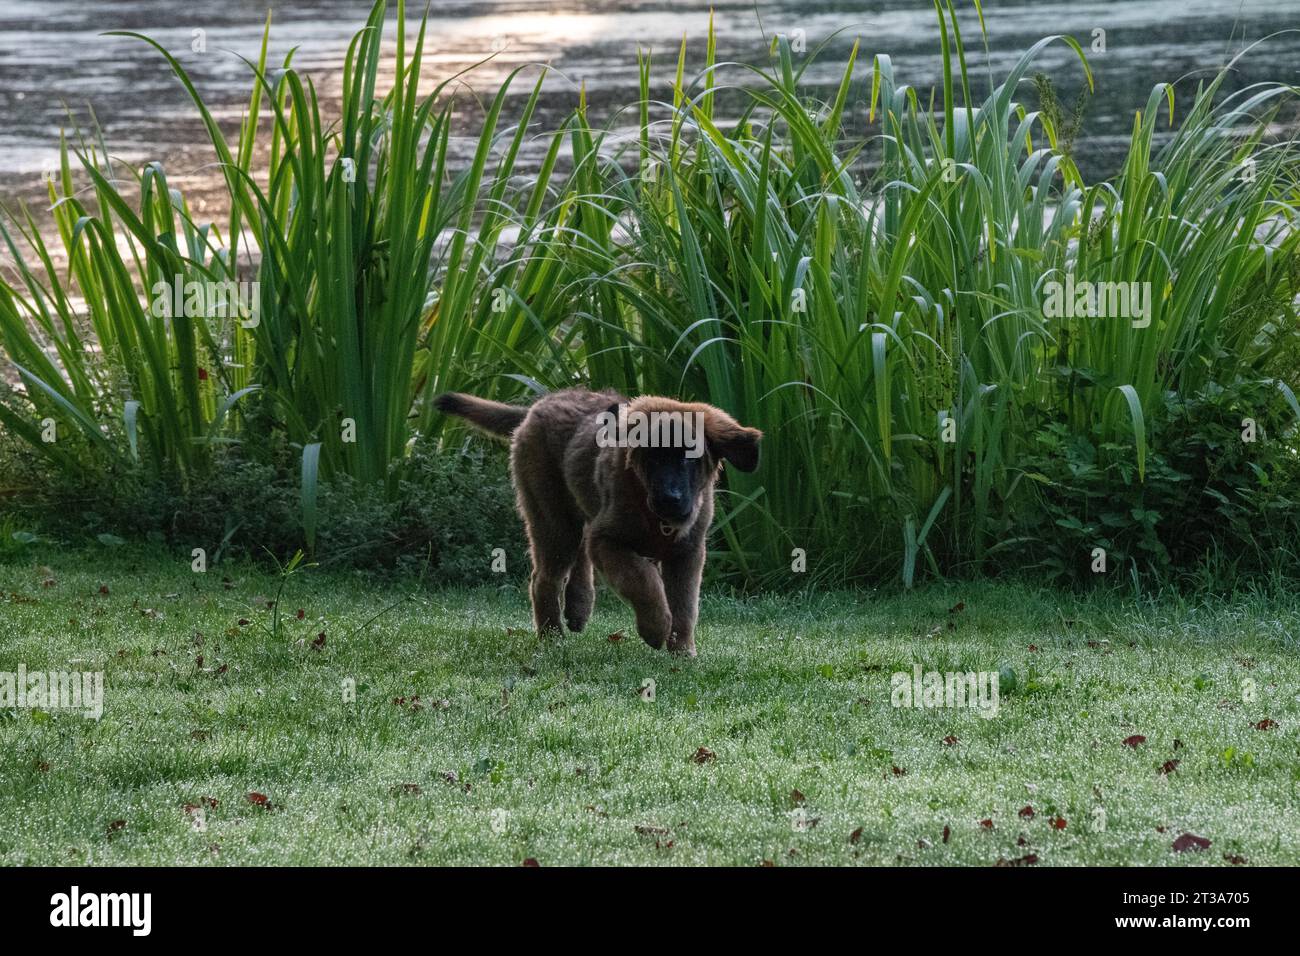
left=1172, top=833, right=1211, bottom=852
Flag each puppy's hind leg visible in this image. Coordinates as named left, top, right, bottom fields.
left=564, top=534, right=595, bottom=633
left=525, top=515, right=580, bottom=637
left=513, top=440, right=581, bottom=638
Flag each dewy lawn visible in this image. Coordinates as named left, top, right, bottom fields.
left=0, top=547, right=1297, bottom=866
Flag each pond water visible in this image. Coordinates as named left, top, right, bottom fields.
left=0, top=0, right=1298, bottom=208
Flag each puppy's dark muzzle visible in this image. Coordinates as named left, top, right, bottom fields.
left=651, top=496, right=691, bottom=523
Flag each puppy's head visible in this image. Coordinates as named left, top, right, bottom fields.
left=615, top=397, right=762, bottom=526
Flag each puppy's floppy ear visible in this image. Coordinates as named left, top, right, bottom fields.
left=705, top=407, right=762, bottom=472
left=601, top=402, right=634, bottom=470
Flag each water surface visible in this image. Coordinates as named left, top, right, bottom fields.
left=1, top=0, right=1297, bottom=208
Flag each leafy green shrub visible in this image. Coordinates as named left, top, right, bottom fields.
left=1014, top=377, right=1300, bottom=583
left=0, top=431, right=523, bottom=584
left=393, top=442, right=526, bottom=584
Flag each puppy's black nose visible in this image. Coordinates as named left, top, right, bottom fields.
left=653, top=490, right=690, bottom=520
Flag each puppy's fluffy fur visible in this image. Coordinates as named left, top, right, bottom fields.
left=436, top=388, right=761, bottom=655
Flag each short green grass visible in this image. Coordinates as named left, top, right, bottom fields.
left=1, top=547, right=1297, bottom=866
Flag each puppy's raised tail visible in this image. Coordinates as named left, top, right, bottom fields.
left=434, top=392, right=528, bottom=437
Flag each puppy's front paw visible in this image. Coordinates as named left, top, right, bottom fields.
left=635, top=608, right=673, bottom=650
left=534, top=619, right=564, bottom=639
left=667, top=632, right=697, bottom=657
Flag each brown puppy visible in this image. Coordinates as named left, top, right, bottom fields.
left=435, top=388, right=761, bottom=655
